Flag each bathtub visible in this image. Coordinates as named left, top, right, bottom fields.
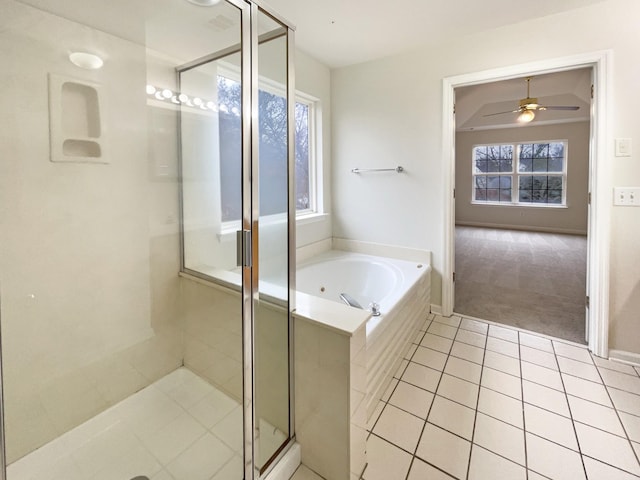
left=296, top=250, right=431, bottom=420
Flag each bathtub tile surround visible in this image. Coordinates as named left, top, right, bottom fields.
left=294, top=296, right=368, bottom=480
left=361, top=314, right=640, bottom=480
left=296, top=249, right=432, bottom=422
left=294, top=248, right=431, bottom=479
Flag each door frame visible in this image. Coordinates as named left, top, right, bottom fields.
left=441, top=51, right=612, bottom=358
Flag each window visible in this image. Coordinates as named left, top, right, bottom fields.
left=218, top=75, right=317, bottom=223
left=473, top=141, right=567, bottom=206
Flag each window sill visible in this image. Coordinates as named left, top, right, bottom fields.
left=296, top=212, right=330, bottom=226
left=471, top=201, right=568, bottom=209
left=217, top=211, right=329, bottom=242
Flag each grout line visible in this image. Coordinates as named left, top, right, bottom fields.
left=404, top=316, right=460, bottom=480
left=595, top=361, right=640, bottom=377
left=367, top=397, right=390, bottom=438
left=525, top=429, right=583, bottom=455
left=402, top=313, right=640, bottom=480
left=594, top=356, right=640, bottom=473
left=465, top=323, right=490, bottom=480
left=518, top=331, right=529, bottom=480
left=570, top=417, right=632, bottom=440
left=526, top=467, right=553, bottom=479
left=580, top=453, right=640, bottom=478
left=552, top=339, right=588, bottom=479
left=409, top=457, right=458, bottom=479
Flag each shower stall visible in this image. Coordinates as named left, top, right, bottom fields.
left=0, top=0, right=295, bottom=478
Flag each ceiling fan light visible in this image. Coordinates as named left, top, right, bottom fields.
left=517, top=110, right=535, bottom=123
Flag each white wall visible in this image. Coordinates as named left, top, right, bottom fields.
left=331, top=0, right=640, bottom=355
left=456, top=122, right=590, bottom=234
left=295, top=49, right=333, bottom=248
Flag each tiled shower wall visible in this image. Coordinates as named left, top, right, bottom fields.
left=0, top=1, right=187, bottom=462
left=1, top=1, right=291, bottom=465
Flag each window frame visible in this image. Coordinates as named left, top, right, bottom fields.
left=471, top=139, right=568, bottom=208
left=216, top=66, right=321, bottom=238
left=293, top=91, right=318, bottom=217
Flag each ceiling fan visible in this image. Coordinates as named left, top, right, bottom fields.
left=484, top=76, right=580, bottom=123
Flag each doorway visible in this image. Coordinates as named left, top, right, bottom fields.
left=441, top=52, right=612, bottom=358
left=452, top=70, right=591, bottom=344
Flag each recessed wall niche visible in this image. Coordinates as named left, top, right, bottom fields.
left=48, top=73, right=107, bottom=163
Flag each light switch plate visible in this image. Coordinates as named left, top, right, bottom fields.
left=615, top=138, right=632, bottom=157
left=614, top=187, right=640, bottom=206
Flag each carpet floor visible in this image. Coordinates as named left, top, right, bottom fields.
left=454, top=226, right=587, bottom=344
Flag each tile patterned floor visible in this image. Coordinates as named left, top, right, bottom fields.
left=359, top=313, right=640, bottom=480
left=11, top=315, right=640, bottom=480
left=8, top=368, right=285, bottom=480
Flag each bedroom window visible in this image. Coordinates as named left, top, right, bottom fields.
left=472, top=141, right=567, bottom=206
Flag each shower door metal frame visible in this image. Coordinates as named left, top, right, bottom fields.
left=247, top=3, right=297, bottom=477
left=175, top=0, right=296, bottom=477
left=0, top=304, right=6, bottom=480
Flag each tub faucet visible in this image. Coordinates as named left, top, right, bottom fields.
left=339, top=293, right=363, bottom=309
left=369, top=302, right=381, bottom=316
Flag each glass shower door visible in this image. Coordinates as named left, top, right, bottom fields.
left=178, top=3, right=295, bottom=477
left=253, top=8, right=293, bottom=472
left=177, top=1, right=248, bottom=479
left=0, top=0, right=294, bottom=477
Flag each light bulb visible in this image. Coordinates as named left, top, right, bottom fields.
left=162, top=89, right=173, bottom=99
left=193, top=97, right=203, bottom=106
left=178, top=93, right=189, bottom=103
left=517, top=109, right=535, bottom=123
left=146, top=85, right=157, bottom=95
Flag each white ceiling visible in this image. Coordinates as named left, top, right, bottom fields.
left=455, top=68, right=592, bottom=131
left=16, top=0, right=608, bottom=69
left=14, top=0, right=597, bottom=132
left=266, top=0, right=607, bottom=68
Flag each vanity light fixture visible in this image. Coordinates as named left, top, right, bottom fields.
left=68, top=52, right=104, bottom=70
left=146, top=85, right=238, bottom=114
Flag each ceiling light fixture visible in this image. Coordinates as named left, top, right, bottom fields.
left=186, top=0, right=221, bottom=6
left=517, top=109, right=535, bottom=123
left=68, top=52, right=104, bottom=70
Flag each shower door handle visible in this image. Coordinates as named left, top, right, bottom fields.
left=236, top=230, right=252, bottom=268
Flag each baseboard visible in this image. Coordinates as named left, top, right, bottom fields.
left=608, top=349, right=640, bottom=368
left=455, top=221, right=587, bottom=236
left=430, top=304, right=443, bottom=315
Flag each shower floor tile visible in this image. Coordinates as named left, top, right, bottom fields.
left=7, top=368, right=281, bottom=480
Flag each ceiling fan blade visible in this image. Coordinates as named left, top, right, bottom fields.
left=483, top=109, right=520, bottom=117
left=538, top=105, right=580, bottom=111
